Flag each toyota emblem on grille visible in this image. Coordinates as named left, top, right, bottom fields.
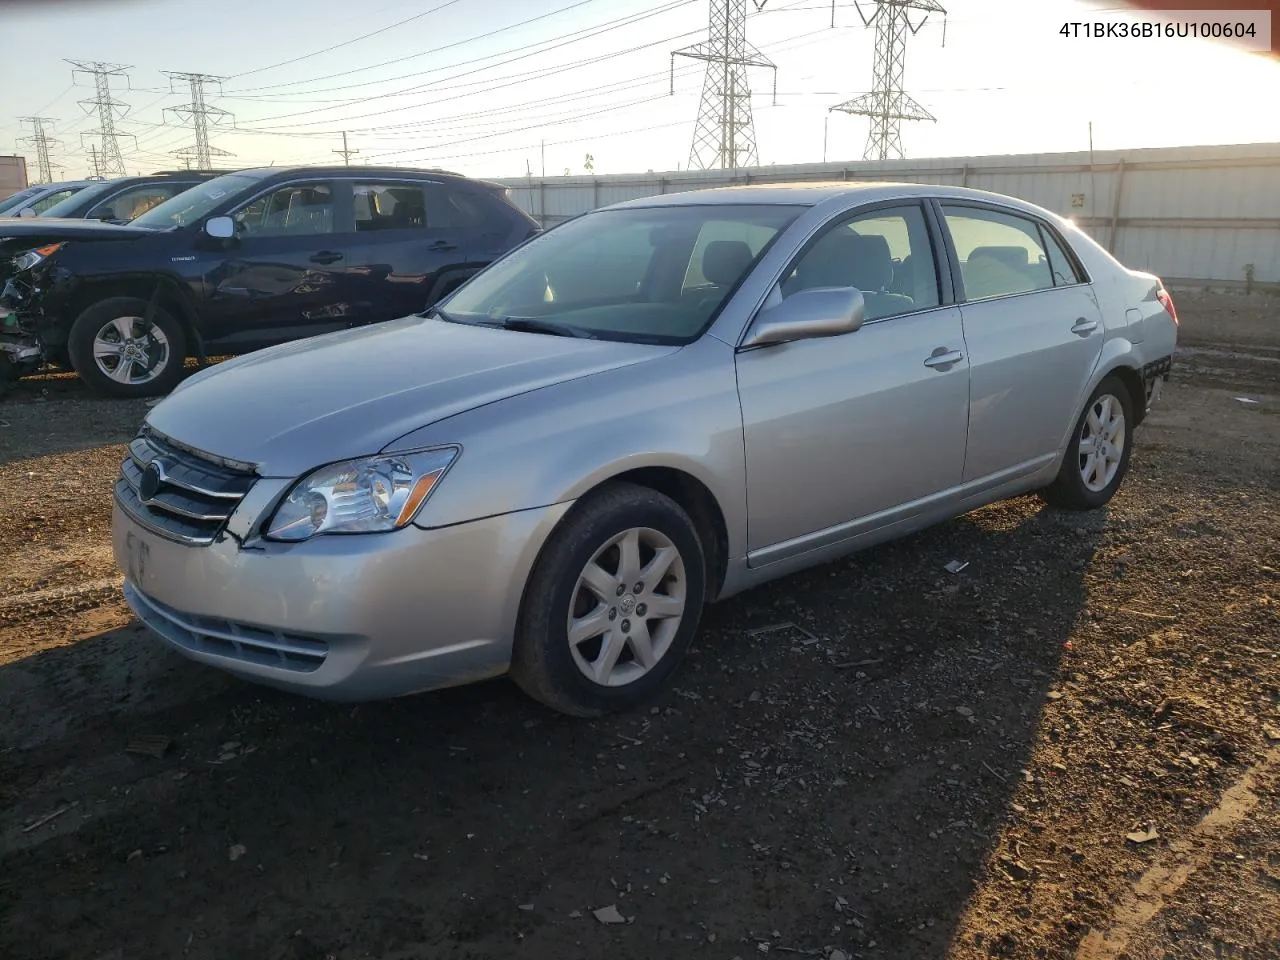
left=139, top=459, right=168, bottom=502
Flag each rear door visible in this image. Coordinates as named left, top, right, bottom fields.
left=934, top=201, right=1104, bottom=483
left=343, top=179, right=473, bottom=323
left=200, top=178, right=352, bottom=350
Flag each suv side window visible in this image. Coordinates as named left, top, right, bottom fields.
left=354, top=182, right=428, bottom=232
left=30, top=189, right=77, bottom=214
left=941, top=205, right=1056, bottom=300
left=781, top=204, right=940, bottom=321
left=235, top=182, right=335, bottom=237
left=89, top=183, right=188, bottom=222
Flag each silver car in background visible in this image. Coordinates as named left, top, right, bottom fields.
left=111, top=182, right=1179, bottom=717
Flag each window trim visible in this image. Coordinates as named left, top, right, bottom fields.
left=739, top=197, right=952, bottom=346
left=930, top=198, right=1093, bottom=306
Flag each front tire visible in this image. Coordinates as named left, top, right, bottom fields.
left=511, top=482, right=708, bottom=718
left=1040, top=375, right=1135, bottom=510
left=67, top=297, right=187, bottom=398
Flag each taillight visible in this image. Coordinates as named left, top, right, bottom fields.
left=1156, top=286, right=1179, bottom=326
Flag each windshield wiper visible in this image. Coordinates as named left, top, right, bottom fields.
left=500, top=316, right=597, bottom=339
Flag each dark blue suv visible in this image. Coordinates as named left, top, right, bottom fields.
left=0, top=166, right=541, bottom=397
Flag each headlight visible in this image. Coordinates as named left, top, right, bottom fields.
left=13, top=243, right=62, bottom=272
left=264, top=446, right=459, bottom=542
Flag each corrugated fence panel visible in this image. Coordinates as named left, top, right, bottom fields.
left=497, top=144, right=1280, bottom=284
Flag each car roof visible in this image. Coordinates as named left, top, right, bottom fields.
left=602, top=181, right=1057, bottom=217
left=226, top=165, right=501, bottom=189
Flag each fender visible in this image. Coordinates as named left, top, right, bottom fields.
left=1052, top=335, right=1145, bottom=457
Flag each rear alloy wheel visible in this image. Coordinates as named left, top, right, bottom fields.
left=68, top=296, right=187, bottom=398
left=1041, top=375, right=1135, bottom=510
left=511, top=483, right=707, bottom=717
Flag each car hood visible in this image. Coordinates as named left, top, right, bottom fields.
left=147, top=315, right=678, bottom=477
left=0, top=218, right=159, bottom=246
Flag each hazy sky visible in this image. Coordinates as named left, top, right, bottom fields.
left=1, top=0, right=1277, bottom=180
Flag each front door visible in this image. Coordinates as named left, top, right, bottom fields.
left=201, top=179, right=351, bottom=351
left=736, top=202, right=971, bottom=561
left=343, top=180, right=473, bottom=324
left=936, top=202, right=1105, bottom=482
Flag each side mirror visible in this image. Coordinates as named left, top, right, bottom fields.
left=740, top=286, right=866, bottom=349
left=17, top=207, right=36, bottom=218
left=205, top=216, right=235, bottom=240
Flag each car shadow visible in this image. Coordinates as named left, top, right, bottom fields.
left=0, top=496, right=1105, bottom=960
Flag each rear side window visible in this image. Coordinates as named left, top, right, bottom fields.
left=354, top=183, right=429, bottom=232
left=941, top=206, right=1057, bottom=301
left=1039, top=224, right=1084, bottom=286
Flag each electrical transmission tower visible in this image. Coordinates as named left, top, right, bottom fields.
left=19, top=117, right=62, bottom=183
left=830, top=0, right=946, bottom=161
left=672, top=0, right=777, bottom=172
left=163, top=72, right=234, bottom=170
left=66, top=60, right=137, bottom=177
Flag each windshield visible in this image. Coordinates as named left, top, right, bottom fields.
left=40, top=180, right=116, bottom=219
left=0, top=187, right=43, bottom=215
left=131, top=173, right=260, bottom=229
left=440, top=204, right=804, bottom=345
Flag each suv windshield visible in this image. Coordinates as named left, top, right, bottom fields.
left=40, top=180, right=116, bottom=218
left=131, top=174, right=260, bottom=229
left=0, top=187, right=43, bottom=215
left=440, top=204, right=804, bottom=345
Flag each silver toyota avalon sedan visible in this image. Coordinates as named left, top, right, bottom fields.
left=112, top=182, right=1179, bottom=716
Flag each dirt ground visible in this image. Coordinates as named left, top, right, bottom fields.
left=1, top=290, right=1277, bottom=960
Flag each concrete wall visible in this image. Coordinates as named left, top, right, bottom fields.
left=0, top=156, right=28, bottom=201
left=498, top=143, right=1280, bottom=287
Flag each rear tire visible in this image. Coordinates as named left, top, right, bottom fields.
left=510, top=482, right=707, bottom=718
left=68, top=296, right=187, bottom=399
left=1040, top=375, right=1135, bottom=510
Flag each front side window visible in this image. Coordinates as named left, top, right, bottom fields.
left=941, top=205, right=1056, bottom=300
left=441, top=204, right=804, bottom=345
left=781, top=204, right=940, bottom=321
left=235, top=183, right=334, bottom=237
left=88, top=184, right=186, bottom=222
left=0, top=187, right=44, bottom=215
left=30, top=189, right=77, bottom=214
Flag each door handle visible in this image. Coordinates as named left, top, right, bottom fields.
left=1071, top=317, right=1099, bottom=336
left=923, top=348, right=964, bottom=369
left=309, top=251, right=343, bottom=265
left=427, top=240, right=457, bottom=252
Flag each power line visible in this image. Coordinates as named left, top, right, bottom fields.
left=162, top=72, right=234, bottom=169
left=231, top=0, right=701, bottom=128
left=230, top=0, right=466, bottom=80
left=830, top=0, right=946, bottom=161
left=66, top=60, right=137, bottom=176
left=225, top=0, right=603, bottom=96
left=18, top=117, right=62, bottom=183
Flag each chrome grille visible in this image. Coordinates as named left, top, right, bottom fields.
left=115, top=430, right=256, bottom=545
left=126, top=582, right=328, bottom=673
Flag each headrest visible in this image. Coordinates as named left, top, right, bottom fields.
left=969, top=245, right=1028, bottom=269
left=702, top=240, right=754, bottom=287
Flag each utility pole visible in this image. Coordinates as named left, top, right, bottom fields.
left=18, top=117, right=61, bottom=183
left=163, top=71, right=234, bottom=170
left=66, top=60, right=137, bottom=176
left=333, top=131, right=359, bottom=166
left=672, top=0, right=777, bottom=172
left=829, top=0, right=947, bottom=161
left=540, top=140, right=545, bottom=178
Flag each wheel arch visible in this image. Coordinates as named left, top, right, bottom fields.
left=61, top=274, right=202, bottom=357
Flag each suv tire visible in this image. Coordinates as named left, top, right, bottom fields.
left=68, top=297, right=187, bottom=398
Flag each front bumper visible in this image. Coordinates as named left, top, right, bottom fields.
left=112, top=497, right=570, bottom=702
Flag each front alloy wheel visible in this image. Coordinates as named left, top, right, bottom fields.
left=512, top=482, right=707, bottom=717
left=567, top=527, right=687, bottom=687
left=67, top=296, right=187, bottom=398
left=92, top=316, right=171, bottom=387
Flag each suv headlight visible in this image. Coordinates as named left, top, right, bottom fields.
left=13, top=243, right=62, bottom=272
left=264, top=446, right=459, bottom=542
